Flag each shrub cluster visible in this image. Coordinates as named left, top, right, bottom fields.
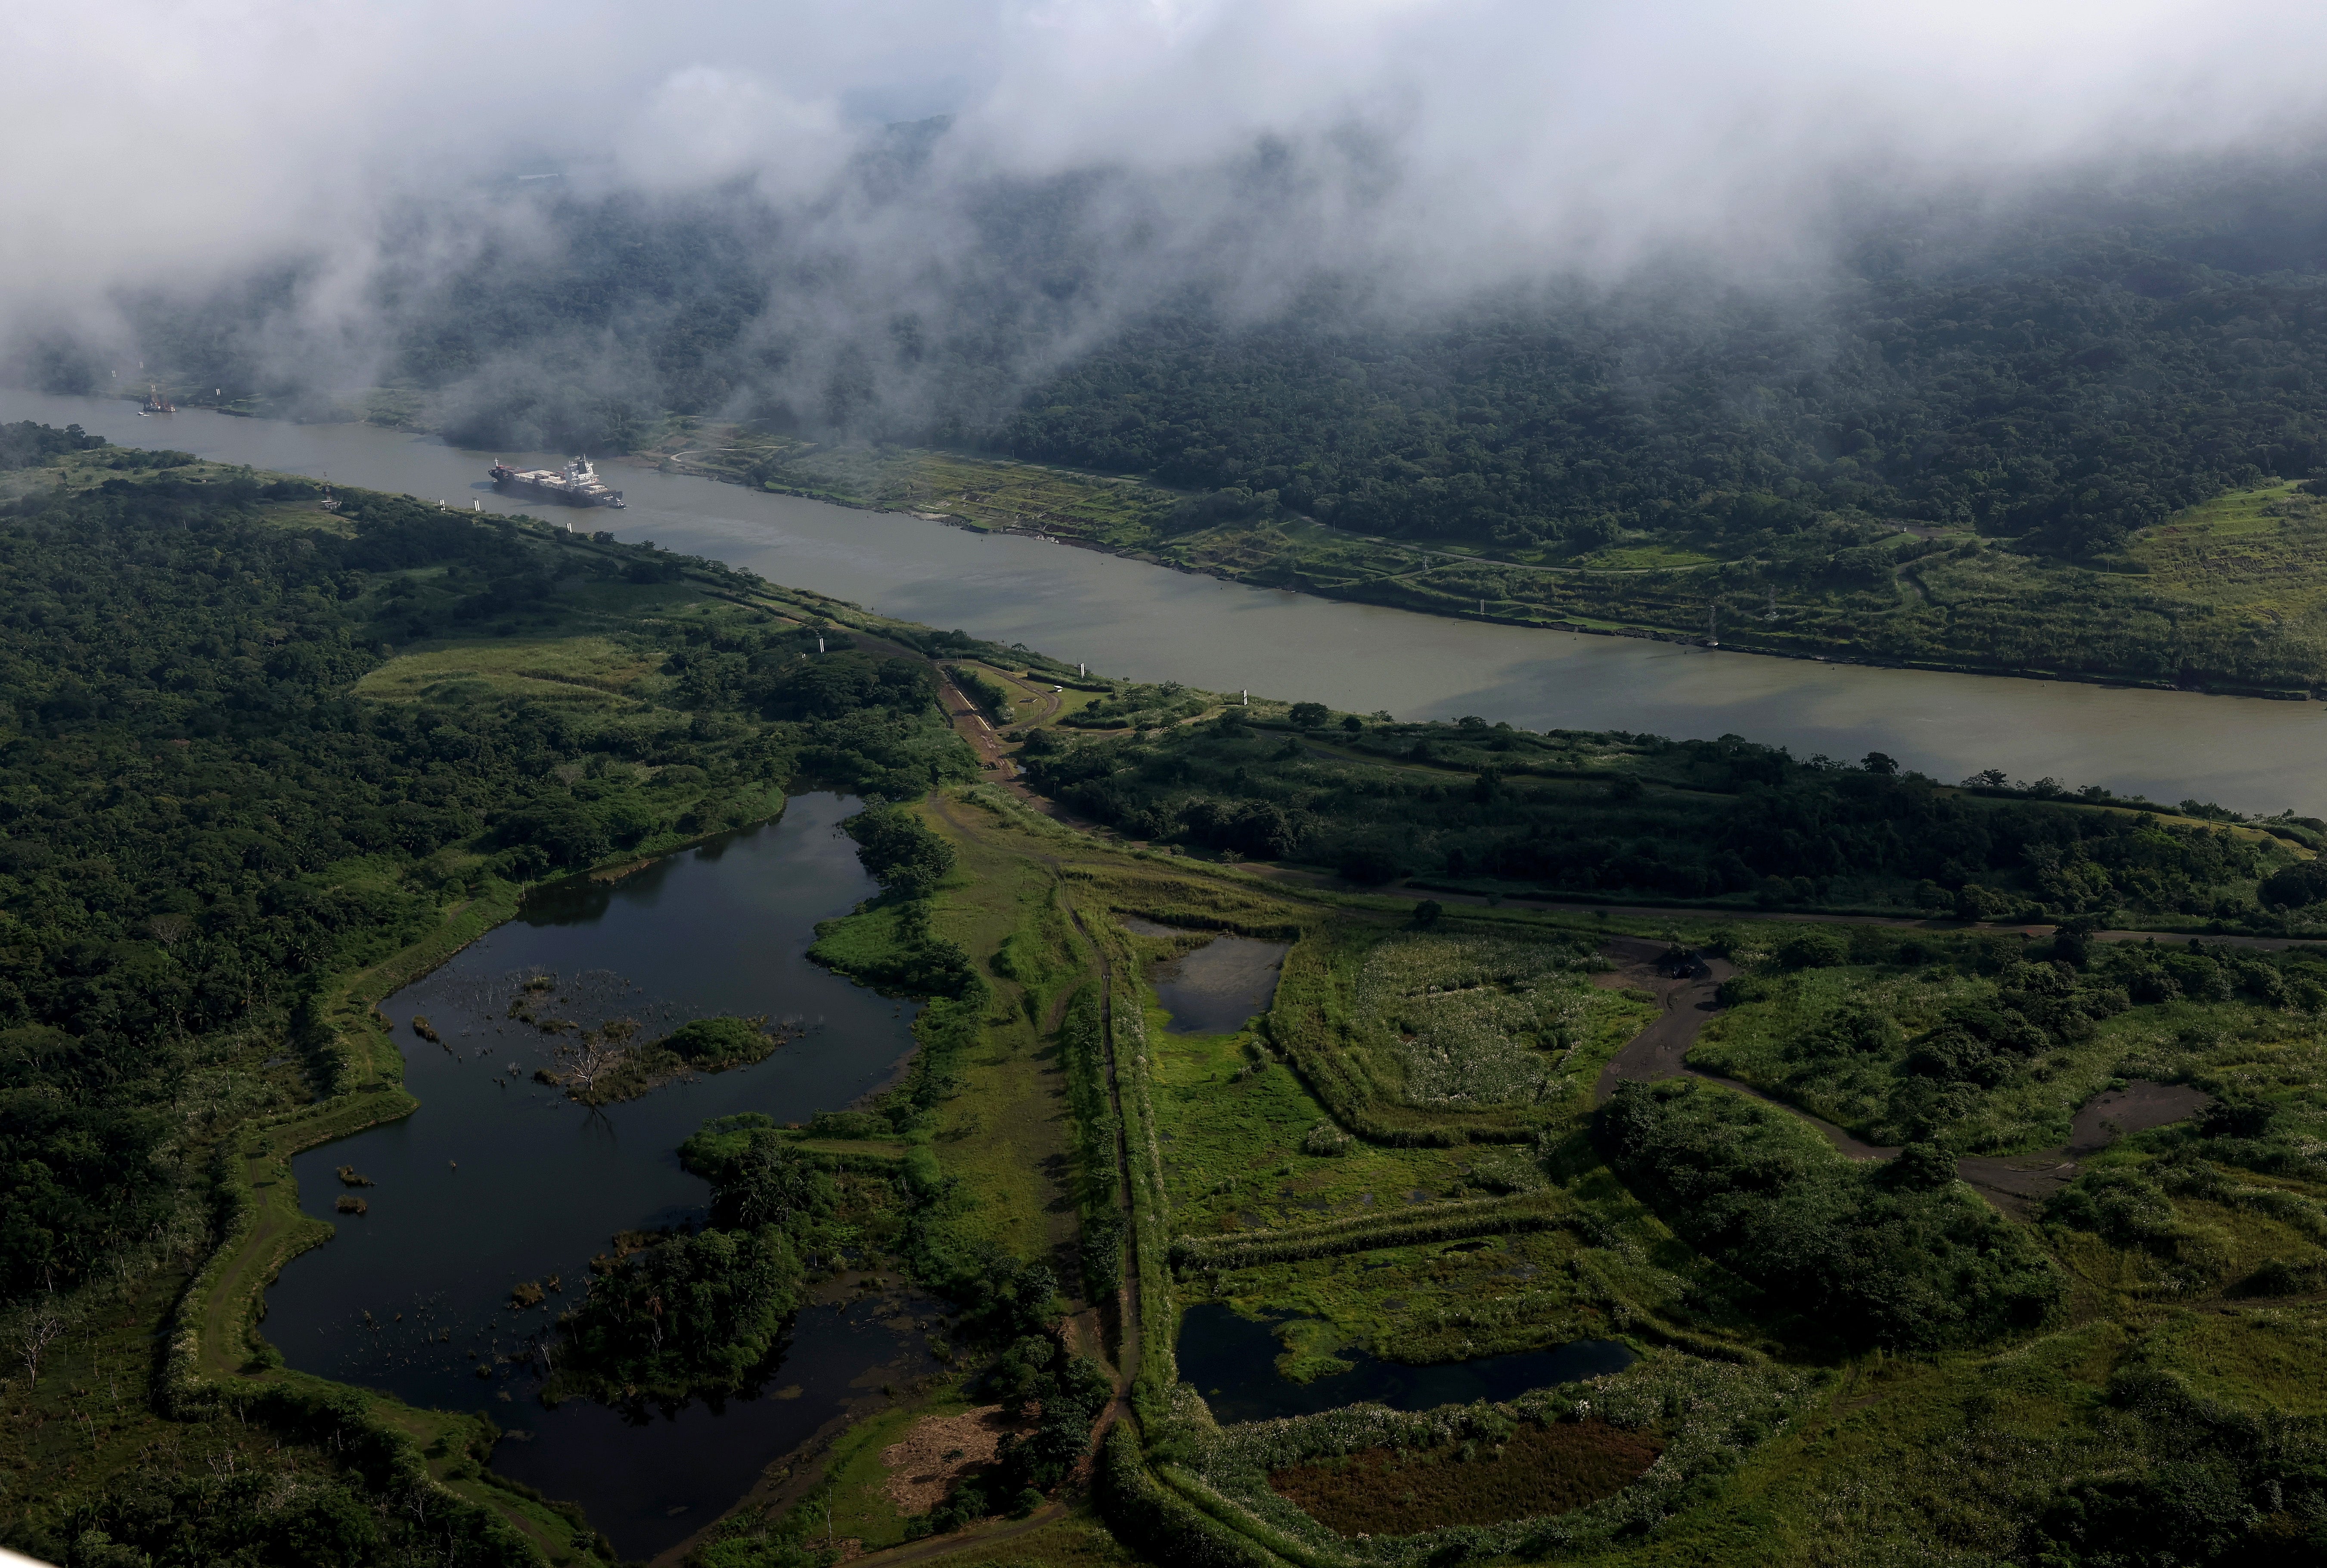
left=555, top=1115, right=850, bottom=1399
left=1596, top=1079, right=2061, bottom=1351
left=842, top=803, right=958, bottom=897
left=912, top=1341, right=1114, bottom=1532
left=1059, top=987, right=1129, bottom=1299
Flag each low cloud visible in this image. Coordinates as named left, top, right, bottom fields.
left=7, top=0, right=2326, bottom=398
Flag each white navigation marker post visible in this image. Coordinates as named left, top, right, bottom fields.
left=1241, top=689, right=1249, bottom=706
left=817, top=636, right=826, bottom=654
left=1077, top=663, right=1086, bottom=677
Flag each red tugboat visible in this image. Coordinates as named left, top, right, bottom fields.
left=488, top=456, right=625, bottom=509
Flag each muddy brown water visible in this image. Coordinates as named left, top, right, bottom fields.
left=1139, top=928, right=1291, bottom=1035
left=11, top=388, right=2327, bottom=818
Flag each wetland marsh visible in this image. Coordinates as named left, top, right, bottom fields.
left=261, top=795, right=928, bottom=1559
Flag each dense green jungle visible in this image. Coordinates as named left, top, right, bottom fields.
left=1020, top=703, right=2325, bottom=927
left=44, top=152, right=2327, bottom=684
left=4, top=424, right=2327, bottom=1568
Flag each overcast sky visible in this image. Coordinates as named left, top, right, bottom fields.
left=6, top=0, right=2327, bottom=338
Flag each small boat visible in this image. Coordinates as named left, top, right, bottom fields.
left=140, top=383, right=175, bottom=415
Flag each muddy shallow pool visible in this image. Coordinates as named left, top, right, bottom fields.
left=1140, top=929, right=1291, bottom=1035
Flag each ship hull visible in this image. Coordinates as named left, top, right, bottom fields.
left=491, top=475, right=624, bottom=508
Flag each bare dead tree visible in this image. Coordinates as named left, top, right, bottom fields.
left=16, top=1303, right=64, bottom=1392
left=554, top=1032, right=627, bottom=1102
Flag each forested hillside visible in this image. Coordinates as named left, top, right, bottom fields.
left=62, top=156, right=2327, bottom=568
left=1022, top=703, right=2318, bottom=926
left=999, top=244, right=2327, bottom=558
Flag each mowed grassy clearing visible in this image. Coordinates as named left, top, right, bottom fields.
left=919, top=801, right=1085, bottom=1274
left=353, top=634, right=663, bottom=709
left=634, top=423, right=1176, bottom=543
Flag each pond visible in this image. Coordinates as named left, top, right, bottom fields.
left=7, top=388, right=2326, bottom=818
left=260, top=793, right=931, bottom=1560
left=1175, top=1302, right=1634, bottom=1424
left=1131, top=923, right=1291, bottom=1036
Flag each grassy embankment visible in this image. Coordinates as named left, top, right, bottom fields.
left=1123, top=487, right=2327, bottom=696
left=622, top=419, right=2327, bottom=696
left=857, top=782, right=2327, bottom=1566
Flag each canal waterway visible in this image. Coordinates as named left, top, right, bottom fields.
left=261, top=793, right=932, bottom=1559
left=6, top=389, right=2325, bottom=817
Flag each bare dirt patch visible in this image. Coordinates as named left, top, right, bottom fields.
left=2070, top=1081, right=2212, bottom=1153
left=1268, top=1419, right=1664, bottom=1537
left=1961, top=1080, right=2214, bottom=1217
left=880, top=1406, right=1036, bottom=1515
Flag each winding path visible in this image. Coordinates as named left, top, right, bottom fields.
left=1586, top=936, right=2211, bottom=1214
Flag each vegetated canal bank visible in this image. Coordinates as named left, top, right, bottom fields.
left=6, top=388, right=2324, bottom=817
left=261, top=794, right=929, bottom=1561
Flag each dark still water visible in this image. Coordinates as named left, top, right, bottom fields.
left=261, top=793, right=928, bottom=1559
left=1176, top=1303, right=1634, bottom=1424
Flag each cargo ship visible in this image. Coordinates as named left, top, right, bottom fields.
left=488, top=456, right=625, bottom=509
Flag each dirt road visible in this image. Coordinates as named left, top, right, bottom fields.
left=1586, top=936, right=2211, bottom=1214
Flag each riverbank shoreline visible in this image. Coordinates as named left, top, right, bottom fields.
left=58, top=386, right=2327, bottom=702
left=15, top=385, right=2327, bottom=823
left=635, top=437, right=2323, bottom=705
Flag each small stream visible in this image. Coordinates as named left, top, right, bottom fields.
left=261, top=793, right=930, bottom=1559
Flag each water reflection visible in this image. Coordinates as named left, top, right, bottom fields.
left=1147, top=935, right=1291, bottom=1036
left=260, top=793, right=923, bottom=1558
left=1176, top=1303, right=1633, bottom=1424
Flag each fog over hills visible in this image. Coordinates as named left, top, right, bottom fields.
left=11, top=1, right=2327, bottom=518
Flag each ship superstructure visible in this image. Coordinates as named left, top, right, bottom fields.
left=488, top=456, right=626, bottom=509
